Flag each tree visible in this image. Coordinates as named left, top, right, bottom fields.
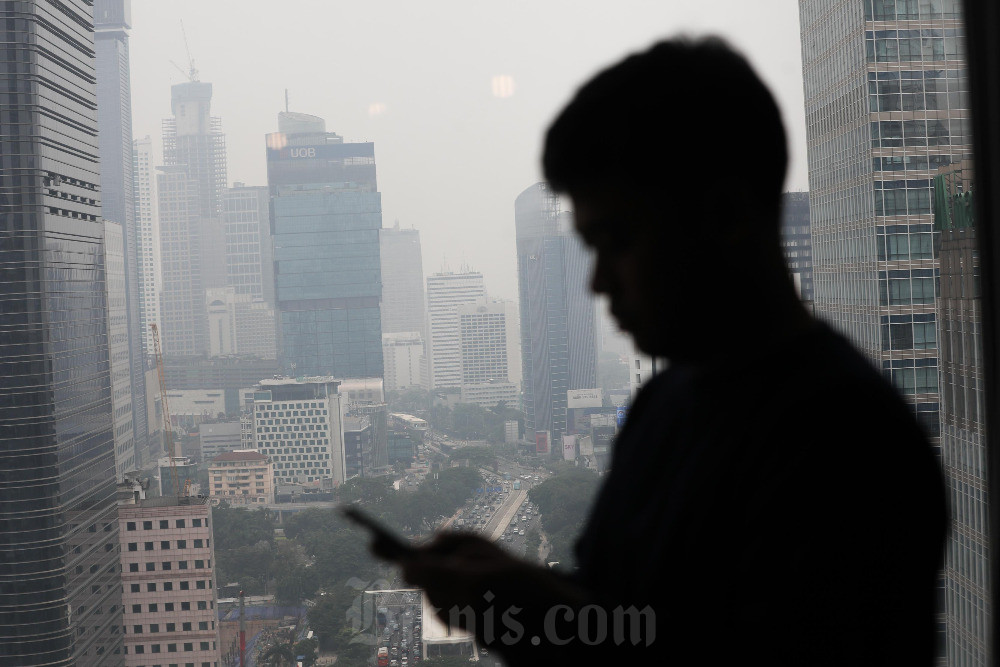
left=528, top=467, right=602, bottom=567
left=260, top=643, right=296, bottom=666
left=293, top=637, right=319, bottom=667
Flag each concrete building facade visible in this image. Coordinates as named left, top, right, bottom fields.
left=246, top=377, right=348, bottom=486
left=158, top=79, right=228, bottom=356
left=458, top=298, right=521, bottom=408
left=118, top=496, right=221, bottom=667
left=133, top=135, right=161, bottom=355
left=208, top=450, right=275, bottom=505
left=426, top=271, right=486, bottom=388
left=198, top=422, right=243, bottom=462
left=383, top=331, right=426, bottom=391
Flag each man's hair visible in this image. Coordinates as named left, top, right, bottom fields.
left=543, top=37, right=788, bottom=225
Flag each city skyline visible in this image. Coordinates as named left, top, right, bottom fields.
left=126, top=1, right=809, bottom=302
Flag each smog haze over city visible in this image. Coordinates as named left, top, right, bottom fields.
left=5, top=0, right=986, bottom=664
left=131, top=0, right=807, bottom=299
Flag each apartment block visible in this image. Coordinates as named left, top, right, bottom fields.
left=118, top=496, right=221, bottom=667
left=208, top=450, right=275, bottom=505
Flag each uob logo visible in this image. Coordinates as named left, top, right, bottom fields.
left=290, top=147, right=317, bottom=158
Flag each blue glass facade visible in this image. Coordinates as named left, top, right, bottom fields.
left=267, top=126, right=384, bottom=378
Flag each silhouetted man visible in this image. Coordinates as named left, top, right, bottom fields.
left=370, top=37, right=947, bottom=666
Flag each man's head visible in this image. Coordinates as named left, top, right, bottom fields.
left=543, top=37, right=791, bottom=359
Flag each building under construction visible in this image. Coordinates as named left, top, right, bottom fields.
left=158, top=78, right=228, bottom=356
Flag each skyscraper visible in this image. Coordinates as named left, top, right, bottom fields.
left=380, top=223, right=428, bottom=335
left=457, top=298, right=521, bottom=408
left=380, top=223, right=429, bottom=387
left=133, top=136, right=160, bottom=355
left=515, top=183, right=597, bottom=448
left=799, top=1, right=970, bottom=660
left=223, top=183, right=274, bottom=306
left=0, top=1, right=124, bottom=662
left=157, top=165, right=210, bottom=355
left=105, top=220, right=136, bottom=479
left=799, top=0, right=969, bottom=439
left=95, top=0, right=147, bottom=473
left=933, top=161, right=988, bottom=666
left=426, top=270, right=486, bottom=389
left=780, top=191, right=813, bottom=304
left=158, top=79, right=228, bottom=356
left=266, top=112, right=384, bottom=378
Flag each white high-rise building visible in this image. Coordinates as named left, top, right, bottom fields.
left=133, top=135, right=161, bottom=354
left=206, top=286, right=277, bottom=359
left=426, top=271, right=486, bottom=389
left=383, top=331, right=426, bottom=391
left=458, top=298, right=521, bottom=408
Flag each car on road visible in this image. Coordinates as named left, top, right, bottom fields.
left=519, top=530, right=525, bottom=536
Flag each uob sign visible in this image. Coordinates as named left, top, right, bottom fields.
left=290, top=147, right=317, bottom=158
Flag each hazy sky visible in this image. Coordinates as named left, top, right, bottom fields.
left=130, top=1, right=807, bottom=301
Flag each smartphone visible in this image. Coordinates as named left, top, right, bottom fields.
left=341, top=505, right=415, bottom=561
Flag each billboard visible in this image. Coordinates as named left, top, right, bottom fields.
left=592, top=425, right=615, bottom=455
left=578, top=435, right=594, bottom=456
left=562, top=434, right=577, bottom=461
left=567, top=388, right=602, bottom=409
left=535, top=430, right=550, bottom=455
left=616, top=406, right=628, bottom=429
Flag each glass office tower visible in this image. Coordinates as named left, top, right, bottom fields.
left=514, top=183, right=597, bottom=449
left=95, top=0, right=146, bottom=478
left=266, top=112, right=384, bottom=378
left=799, top=1, right=971, bottom=662
left=0, top=1, right=124, bottom=663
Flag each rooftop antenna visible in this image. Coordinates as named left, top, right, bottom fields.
left=285, top=88, right=289, bottom=113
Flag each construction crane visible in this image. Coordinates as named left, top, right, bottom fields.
left=150, top=324, right=180, bottom=496
left=169, top=20, right=199, bottom=82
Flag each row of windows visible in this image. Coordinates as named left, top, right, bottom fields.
left=128, top=579, right=211, bottom=593
left=878, top=232, right=935, bottom=260
left=125, top=518, right=203, bottom=531
left=866, top=34, right=964, bottom=63
left=888, top=366, right=940, bottom=395
left=881, top=321, right=938, bottom=350
left=126, top=539, right=208, bottom=551
left=870, top=120, right=971, bottom=149
left=129, top=599, right=213, bottom=613
left=130, top=620, right=214, bottom=633
left=864, top=0, right=962, bottom=21
left=126, top=559, right=211, bottom=572
left=880, top=277, right=937, bottom=305
left=128, top=642, right=214, bottom=655
left=873, top=154, right=955, bottom=172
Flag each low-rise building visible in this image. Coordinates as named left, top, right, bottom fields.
left=208, top=450, right=275, bottom=505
